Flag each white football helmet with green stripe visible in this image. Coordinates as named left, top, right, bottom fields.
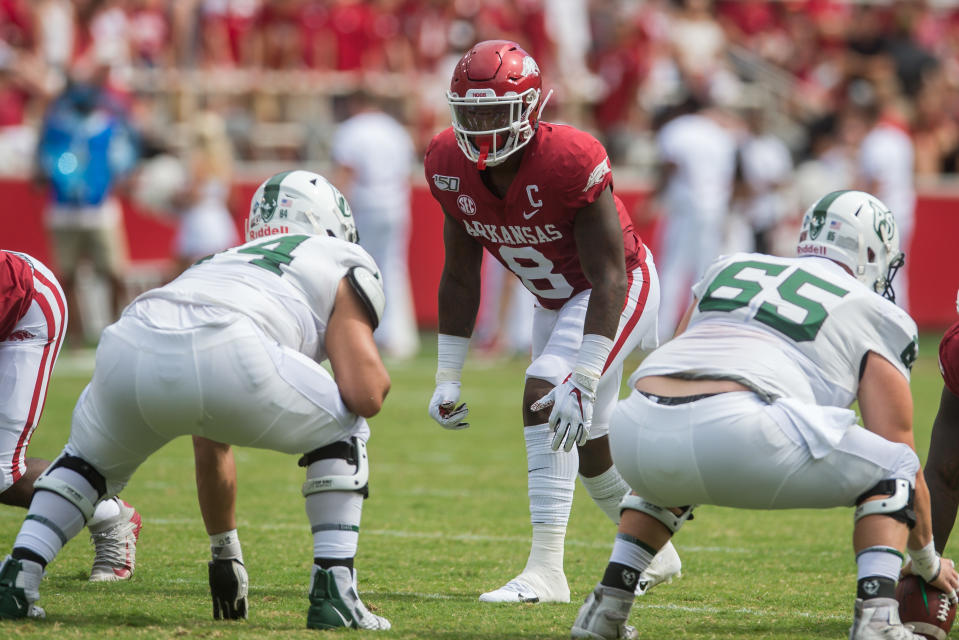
left=246, top=170, right=358, bottom=244
left=797, top=189, right=904, bottom=301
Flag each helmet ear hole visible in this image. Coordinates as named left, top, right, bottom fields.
left=867, top=247, right=876, bottom=263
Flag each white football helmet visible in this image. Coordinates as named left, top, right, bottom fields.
left=245, top=170, right=358, bottom=243
left=797, top=189, right=904, bottom=300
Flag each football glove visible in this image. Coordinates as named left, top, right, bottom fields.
left=209, top=558, right=248, bottom=620
left=429, top=381, right=470, bottom=430
left=531, top=369, right=599, bottom=452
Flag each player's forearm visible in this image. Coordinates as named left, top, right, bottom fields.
left=582, top=276, right=626, bottom=340
left=437, top=272, right=480, bottom=338
left=909, top=468, right=936, bottom=551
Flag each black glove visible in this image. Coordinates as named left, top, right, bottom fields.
left=208, top=558, right=248, bottom=620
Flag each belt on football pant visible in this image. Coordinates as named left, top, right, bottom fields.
left=637, top=390, right=722, bottom=406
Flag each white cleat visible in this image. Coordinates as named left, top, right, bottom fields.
left=479, top=570, right=570, bottom=603
left=848, top=598, right=925, bottom=640
left=571, top=584, right=638, bottom=639
left=89, top=500, right=142, bottom=582
left=635, top=540, right=682, bottom=596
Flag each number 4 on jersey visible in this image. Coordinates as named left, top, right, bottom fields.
left=237, top=235, right=309, bottom=275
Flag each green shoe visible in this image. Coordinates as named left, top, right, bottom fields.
left=306, top=565, right=389, bottom=631
left=0, top=556, right=44, bottom=620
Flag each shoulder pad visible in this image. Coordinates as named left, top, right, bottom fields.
left=347, top=266, right=385, bottom=330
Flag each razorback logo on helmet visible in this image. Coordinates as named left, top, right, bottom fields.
left=522, top=56, right=539, bottom=77
left=583, top=158, right=611, bottom=193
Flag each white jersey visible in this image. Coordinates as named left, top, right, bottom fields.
left=128, top=233, right=380, bottom=361
left=636, top=253, right=918, bottom=407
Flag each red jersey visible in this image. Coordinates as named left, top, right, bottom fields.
left=424, top=123, right=646, bottom=310
left=0, top=250, right=35, bottom=340
left=940, top=320, right=959, bottom=396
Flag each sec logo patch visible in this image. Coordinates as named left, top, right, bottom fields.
left=457, top=195, right=477, bottom=215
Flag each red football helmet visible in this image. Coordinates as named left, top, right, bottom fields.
left=447, top=40, right=550, bottom=169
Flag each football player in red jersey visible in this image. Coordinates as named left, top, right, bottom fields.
left=424, top=40, right=682, bottom=603
left=924, top=294, right=959, bottom=554
left=0, top=249, right=141, bottom=586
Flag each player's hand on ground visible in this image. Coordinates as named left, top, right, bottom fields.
left=530, top=371, right=598, bottom=452
left=209, top=558, right=249, bottom=620
left=429, top=381, right=470, bottom=429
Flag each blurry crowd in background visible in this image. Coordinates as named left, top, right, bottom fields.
left=2, top=0, right=958, bottom=354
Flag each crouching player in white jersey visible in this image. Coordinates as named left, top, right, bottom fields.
left=571, top=190, right=959, bottom=640
left=0, top=170, right=392, bottom=630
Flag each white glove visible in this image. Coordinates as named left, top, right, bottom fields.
left=530, top=369, right=598, bottom=452
left=429, top=381, right=470, bottom=430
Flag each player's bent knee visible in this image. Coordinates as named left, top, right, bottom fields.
left=526, top=354, right=571, bottom=388
left=299, top=437, right=369, bottom=498
left=619, top=494, right=695, bottom=534
left=33, top=453, right=107, bottom=522
left=854, top=478, right=916, bottom=529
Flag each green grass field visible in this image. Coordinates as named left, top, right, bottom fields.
left=0, top=331, right=953, bottom=639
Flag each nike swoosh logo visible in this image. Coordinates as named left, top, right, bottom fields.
left=522, top=209, right=541, bottom=220
left=528, top=467, right=548, bottom=473
left=332, top=606, right=352, bottom=627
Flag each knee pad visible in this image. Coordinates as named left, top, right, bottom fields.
left=33, top=453, right=107, bottom=522
left=298, top=437, right=369, bottom=498
left=854, top=478, right=916, bottom=529
left=619, top=494, right=695, bottom=534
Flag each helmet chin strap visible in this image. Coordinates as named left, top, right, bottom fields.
left=477, top=141, right=490, bottom=170
left=537, top=89, right=554, bottom=120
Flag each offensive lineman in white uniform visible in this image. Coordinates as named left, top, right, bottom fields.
left=571, top=190, right=959, bottom=640
left=0, top=171, right=392, bottom=631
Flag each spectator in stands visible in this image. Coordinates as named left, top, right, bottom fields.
left=851, top=79, right=916, bottom=313
left=35, top=67, right=139, bottom=347
left=332, top=89, right=419, bottom=360
left=638, top=91, right=737, bottom=342
left=171, top=109, right=239, bottom=275
left=732, top=104, right=794, bottom=255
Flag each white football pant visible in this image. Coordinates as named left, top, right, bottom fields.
left=611, top=390, right=919, bottom=509
left=66, top=304, right=368, bottom=497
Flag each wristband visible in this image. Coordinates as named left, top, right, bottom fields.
left=436, top=334, right=470, bottom=383
left=575, top=334, right=614, bottom=380
left=908, top=540, right=942, bottom=582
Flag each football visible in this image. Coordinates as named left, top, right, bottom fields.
left=896, top=574, right=956, bottom=640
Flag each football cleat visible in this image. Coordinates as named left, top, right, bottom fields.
left=307, top=565, right=390, bottom=631
left=0, top=556, right=45, bottom=620
left=209, top=558, right=248, bottom=620
left=479, top=570, right=570, bottom=603
left=89, top=499, right=142, bottom=582
left=571, top=584, right=638, bottom=640
left=849, top=597, right=924, bottom=640
left=635, top=540, right=682, bottom=596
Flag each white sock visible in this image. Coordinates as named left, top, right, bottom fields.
left=523, top=424, right=576, bottom=577
left=525, top=423, right=577, bottom=525
left=521, top=524, right=566, bottom=577
left=15, top=468, right=98, bottom=564
left=580, top=466, right=631, bottom=524
left=609, top=532, right=656, bottom=573
left=856, top=546, right=903, bottom=582
left=210, top=529, right=244, bottom=562
left=305, top=458, right=362, bottom=560
left=86, top=496, right=121, bottom=530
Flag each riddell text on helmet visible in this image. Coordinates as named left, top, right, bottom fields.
left=249, top=226, right=290, bottom=239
